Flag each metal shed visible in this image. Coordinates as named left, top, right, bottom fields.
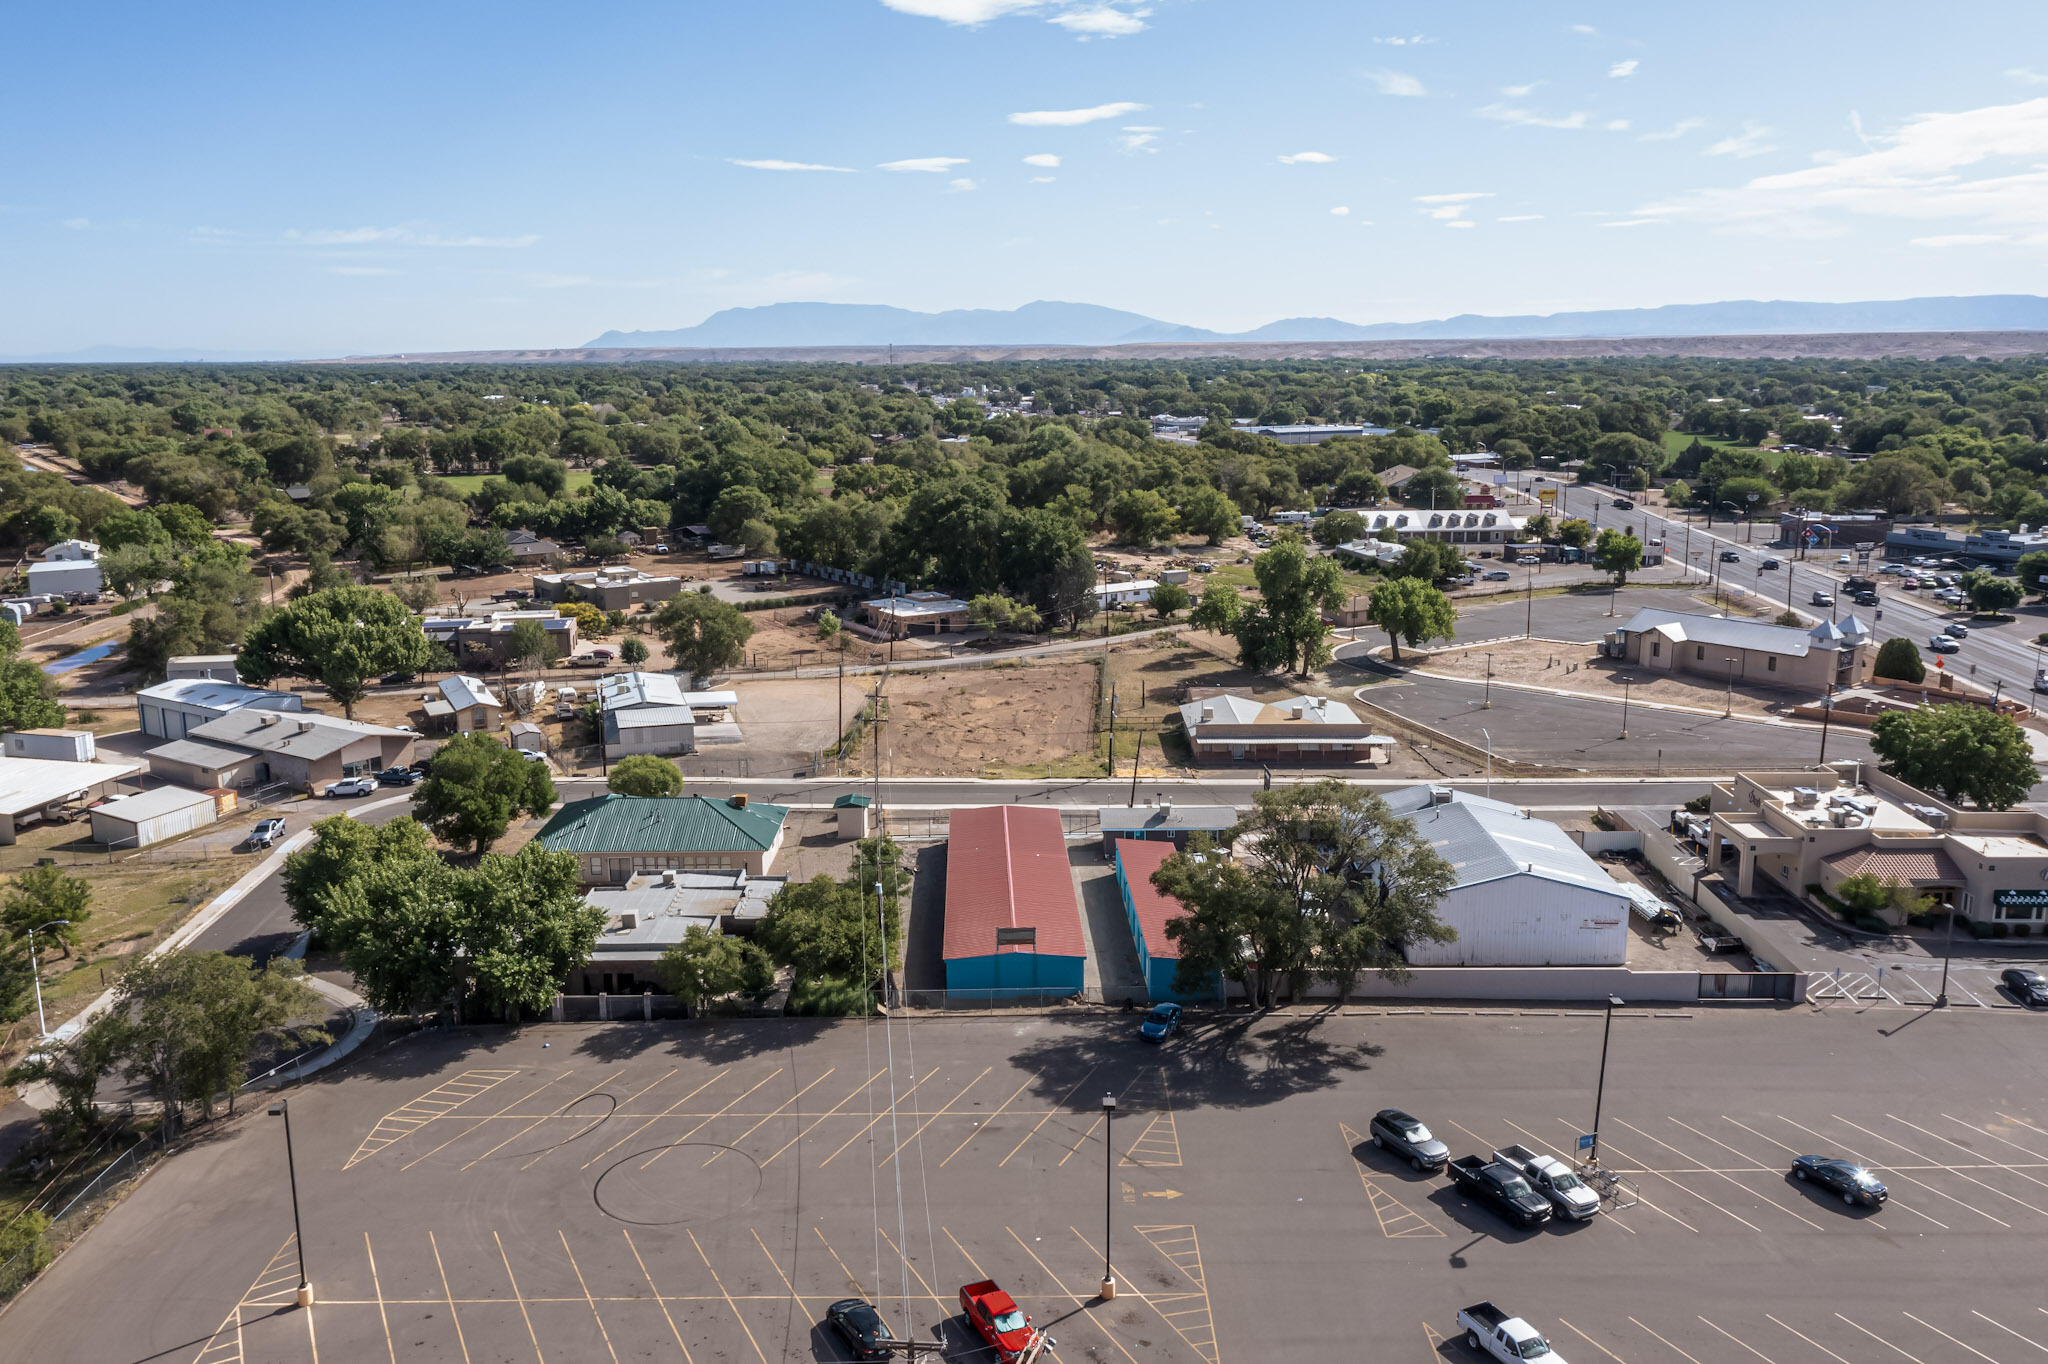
left=941, top=806, right=1085, bottom=1001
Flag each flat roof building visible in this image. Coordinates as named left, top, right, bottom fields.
left=864, top=591, right=972, bottom=639
left=1097, top=803, right=1236, bottom=855
left=570, top=870, right=787, bottom=996
left=531, top=567, right=683, bottom=612
left=136, top=679, right=302, bottom=742
left=942, top=805, right=1086, bottom=1000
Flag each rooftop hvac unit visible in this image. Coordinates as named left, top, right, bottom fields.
left=729, top=793, right=749, bottom=808
left=1429, top=786, right=1454, bottom=807
left=661, top=869, right=678, bottom=887
left=1924, top=809, right=1950, bottom=829
left=1791, top=787, right=1820, bottom=808
left=1161, top=798, right=1173, bottom=816
left=1201, top=705, right=1215, bottom=722
left=297, top=720, right=314, bottom=733
left=258, top=713, right=280, bottom=727
left=617, top=911, right=639, bottom=930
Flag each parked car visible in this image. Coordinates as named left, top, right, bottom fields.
left=588, top=647, right=616, bottom=661
left=1879, top=564, right=1907, bottom=575
left=1493, top=1144, right=1601, bottom=1220
left=2002, top=968, right=2048, bottom=1008
left=1900, top=578, right=1922, bottom=590
left=1810, top=591, right=1833, bottom=607
left=1194, top=561, right=1216, bottom=573
left=824, top=1298, right=897, bottom=1360
left=1139, top=1002, right=1183, bottom=1042
left=959, top=1280, right=1038, bottom=1363
left=1791, top=1155, right=1887, bottom=1208
left=249, top=817, right=287, bottom=849
left=519, top=749, right=549, bottom=763
left=381, top=672, right=419, bottom=686
left=1369, top=1109, right=1449, bottom=1173
left=502, top=588, right=530, bottom=601
left=377, top=766, right=424, bottom=787
left=1457, top=1303, right=1567, bottom=1364
left=1721, top=550, right=1742, bottom=562
left=1446, top=1155, right=1553, bottom=1227
left=324, top=776, right=376, bottom=797
left=1836, top=554, right=1853, bottom=564
left=1927, top=635, right=1961, bottom=654
left=1482, top=569, right=1512, bottom=581
left=653, top=542, right=672, bottom=553
left=1515, top=555, right=1541, bottom=566
left=1760, top=557, right=1781, bottom=570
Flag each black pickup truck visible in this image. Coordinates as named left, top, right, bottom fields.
left=1446, top=1156, right=1554, bottom=1227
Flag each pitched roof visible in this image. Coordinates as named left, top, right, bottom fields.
left=136, top=679, right=298, bottom=712
left=598, top=671, right=689, bottom=710
left=146, top=739, right=260, bottom=769
left=91, top=786, right=218, bottom=823
left=942, top=805, right=1085, bottom=961
left=1617, top=606, right=1861, bottom=658
left=190, top=710, right=410, bottom=760
left=1403, top=793, right=1629, bottom=898
left=1179, top=693, right=1364, bottom=731
left=439, top=675, right=501, bottom=711
left=1113, top=838, right=1187, bottom=961
left=536, top=794, right=788, bottom=855
left=1820, top=845, right=1966, bottom=885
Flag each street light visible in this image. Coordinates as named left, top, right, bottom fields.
left=268, top=1099, right=314, bottom=1308
left=1100, top=1092, right=1117, bottom=1300
left=1588, top=994, right=1626, bottom=1168
left=1723, top=656, right=1739, bottom=717
left=26, top=919, right=69, bottom=1039
left=1482, top=652, right=1494, bottom=709
left=1618, top=675, right=1633, bottom=740
left=1480, top=727, right=1492, bottom=799
left=1935, top=905, right=1959, bottom=1009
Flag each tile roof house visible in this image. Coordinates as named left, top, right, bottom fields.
left=1177, top=693, right=1393, bottom=766
left=537, top=794, right=789, bottom=881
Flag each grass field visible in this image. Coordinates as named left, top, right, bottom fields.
left=433, top=470, right=594, bottom=496
left=1662, top=429, right=1784, bottom=468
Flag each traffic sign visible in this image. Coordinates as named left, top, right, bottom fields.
left=1577, top=1133, right=1596, bottom=1152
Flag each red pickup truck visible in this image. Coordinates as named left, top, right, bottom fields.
left=959, top=1279, right=1035, bottom=1361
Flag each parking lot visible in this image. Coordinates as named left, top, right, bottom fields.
left=10, top=1006, right=2048, bottom=1362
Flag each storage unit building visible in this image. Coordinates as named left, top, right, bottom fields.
left=942, top=805, right=1086, bottom=1000
left=1097, top=803, right=1236, bottom=855
left=1112, top=838, right=1219, bottom=1003
left=3, top=729, right=96, bottom=762
left=137, top=679, right=302, bottom=742
left=90, top=786, right=219, bottom=849
left=0, top=755, right=145, bottom=844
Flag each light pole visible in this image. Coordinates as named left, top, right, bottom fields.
left=1480, top=727, right=1492, bottom=799
left=1935, top=906, right=1959, bottom=1008
left=26, top=919, right=69, bottom=1039
left=1745, top=492, right=1760, bottom=542
left=1482, top=652, right=1493, bottom=709
left=1588, top=994, right=1625, bottom=1168
left=1100, top=1092, right=1117, bottom=1300
left=1618, top=675, right=1633, bottom=740
left=1818, top=683, right=1835, bottom=765
left=268, top=1099, right=314, bottom=1307
left=1723, top=656, right=1738, bottom=717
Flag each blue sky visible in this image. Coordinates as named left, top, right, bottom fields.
left=6, top=0, right=2048, bottom=355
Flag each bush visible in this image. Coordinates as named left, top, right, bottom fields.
left=1969, top=919, right=1995, bottom=940
left=1873, top=636, right=1925, bottom=684
left=1852, top=915, right=1891, bottom=935
left=788, top=975, right=874, bottom=1016
left=0, top=1211, right=53, bottom=1295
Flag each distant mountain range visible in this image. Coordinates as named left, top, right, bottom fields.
left=586, top=295, right=2048, bottom=349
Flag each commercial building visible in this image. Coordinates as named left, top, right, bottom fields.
left=164, top=710, right=416, bottom=790
left=426, top=675, right=504, bottom=734
left=1097, top=802, right=1236, bottom=855
left=165, top=655, right=240, bottom=682
left=570, top=870, right=787, bottom=996
left=1704, top=769, right=2048, bottom=933
left=89, top=786, right=221, bottom=850
left=1342, top=509, right=1527, bottom=547
left=1237, top=422, right=1390, bottom=445
left=1111, top=838, right=1219, bottom=1002
left=1886, top=524, right=2048, bottom=565
left=531, top=567, right=683, bottom=612
left=1606, top=607, right=1873, bottom=693
left=595, top=672, right=740, bottom=758
left=0, top=754, right=144, bottom=844
left=26, top=539, right=102, bottom=598
left=1178, top=693, right=1393, bottom=766
left=143, top=738, right=263, bottom=792
left=136, top=679, right=302, bottom=742
left=1387, top=785, right=1632, bottom=967
left=942, top=805, right=1086, bottom=999
left=536, top=793, right=789, bottom=883
left=421, top=610, right=579, bottom=668
left=863, top=591, right=973, bottom=639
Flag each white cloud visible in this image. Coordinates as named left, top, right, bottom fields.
left=1605, top=119, right=1631, bottom=132
left=1416, top=192, right=1493, bottom=203
left=1119, top=126, right=1160, bottom=152
left=1601, top=218, right=1658, bottom=229
left=1416, top=192, right=1492, bottom=225
left=1445, top=220, right=1475, bottom=229
left=1498, top=214, right=1544, bottom=222
left=1030, top=175, right=1057, bottom=183
left=1571, top=23, right=1596, bottom=34
left=60, top=217, right=91, bottom=230
left=1639, top=117, right=1705, bottom=142
left=285, top=225, right=538, bottom=248
left=1705, top=122, right=1777, bottom=158
left=1022, top=153, right=1061, bottom=167
left=1048, top=6, right=1149, bottom=37
left=1008, top=101, right=1146, bottom=126
left=1374, top=34, right=1435, bottom=46
left=1278, top=151, right=1335, bottom=164
left=2005, top=67, right=2048, bottom=85
left=1608, top=59, right=1638, bottom=78
left=326, top=265, right=400, bottom=276
left=730, top=158, right=856, bottom=172
left=1330, top=205, right=1350, bottom=216
left=1639, top=97, right=2048, bottom=240
left=1365, top=69, right=1426, bottom=97
left=877, top=156, right=969, bottom=172
left=947, top=177, right=978, bottom=191
left=1500, top=83, right=1538, bottom=97
left=1475, top=103, right=1588, bottom=130
left=1911, top=233, right=2012, bottom=247
left=878, top=0, right=1037, bottom=22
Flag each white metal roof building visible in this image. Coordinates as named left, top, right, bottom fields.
left=136, top=678, right=302, bottom=741
left=1349, top=509, right=1527, bottom=545
left=0, top=755, right=146, bottom=843
left=89, top=786, right=219, bottom=850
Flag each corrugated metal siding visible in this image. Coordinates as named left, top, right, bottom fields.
left=1148, top=956, right=1218, bottom=1003
left=941, top=806, right=1085, bottom=961
left=944, top=953, right=1084, bottom=998
left=1112, top=839, right=1183, bottom=964
left=1402, top=875, right=1630, bottom=967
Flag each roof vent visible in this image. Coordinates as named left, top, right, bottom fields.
left=297, top=719, right=314, bottom=733
left=729, top=793, right=749, bottom=808
left=1200, top=704, right=1214, bottom=722
left=661, top=869, right=677, bottom=887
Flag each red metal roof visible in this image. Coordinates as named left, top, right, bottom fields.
left=943, top=806, right=1085, bottom=961
left=1113, top=839, right=1185, bottom=961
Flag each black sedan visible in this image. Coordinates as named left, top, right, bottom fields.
left=1369, top=1108, right=1449, bottom=1172
left=1792, top=1155, right=1887, bottom=1207
left=2002, top=968, right=2048, bottom=1008
left=825, top=1298, right=896, bottom=1360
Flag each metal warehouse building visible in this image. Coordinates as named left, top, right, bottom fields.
left=942, top=805, right=1086, bottom=1000
left=1111, top=838, right=1219, bottom=1003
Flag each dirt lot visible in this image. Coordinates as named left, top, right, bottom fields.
left=1417, top=637, right=1819, bottom=718
left=844, top=660, right=1101, bottom=778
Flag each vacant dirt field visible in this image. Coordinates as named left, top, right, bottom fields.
left=844, top=660, right=1100, bottom=777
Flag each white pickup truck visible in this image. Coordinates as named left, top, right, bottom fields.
left=1457, top=1302, right=1567, bottom=1361
left=1493, top=1144, right=1602, bottom=1220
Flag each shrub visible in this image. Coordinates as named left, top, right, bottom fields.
left=788, top=975, right=874, bottom=1016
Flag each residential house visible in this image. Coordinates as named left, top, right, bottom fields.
left=422, top=610, right=578, bottom=668
left=863, top=591, right=973, bottom=639
left=531, top=567, right=682, bottom=612
left=27, top=538, right=103, bottom=597
left=137, top=679, right=302, bottom=742
left=504, top=528, right=562, bottom=562
left=426, top=675, right=503, bottom=734
left=1607, top=607, right=1873, bottom=693
left=536, top=793, right=790, bottom=883
left=1093, top=580, right=1160, bottom=610
left=1177, top=693, right=1393, bottom=766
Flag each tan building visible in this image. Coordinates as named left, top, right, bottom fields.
left=1704, top=769, right=2048, bottom=934
left=863, top=591, right=972, bottom=638
left=531, top=567, right=683, bottom=612
left=1608, top=607, right=1872, bottom=694
left=427, top=675, right=504, bottom=734
left=1177, top=692, right=1394, bottom=766
left=163, top=711, right=417, bottom=792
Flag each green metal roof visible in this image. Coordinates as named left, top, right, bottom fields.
left=535, top=794, right=788, bottom=855
left=833, top=793, right=872, bottom=808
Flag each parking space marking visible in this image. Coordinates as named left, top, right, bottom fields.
left=820, top=1066, right=940, bottom=1167
left=942, top=1069, right=1041, bottom=1167
left=881, top=1065, right=992, bottom=1168
left=1902, top=1311, right=2001, bottom=1363
left=878, top=1225, right=946, bottom=1309
left=558, top=1229, right=619, bottom=1364
left=191, top=1235, right=303, bottom=1364
left=941, top=1225, right=987, bottom=1281
left=688, top=1228, right=770, bottom=1364
left=813, top=1226, right=871, bottom=1300
left=995, top=1226, right=1143, bottom=1364
left=1057, top=1069, right=1162, bottom=1169
left=1973, top=1309, right=2048, bottom=1355
left=1547, top=1120, right=1717, bottom=1233
left=1060, top=1226, right=1201, bottom=1364
left=1766, top=1315, right=1854, bottom=1364
left=491, top=1229, right=544, bottom=1364
left=1121, top=1079, right=1182, bottom=1170
left=762, top=1065, right=889, bottom=1169
left=1950, top=1114, right=2048, bottom=1163
left=750, top=1227, right=816, bottom=1328
left=1778, top=1115, right=2000, bottom=1226
left=622, top=1229, right=694, bottom=1364
left=1998, top=1113, right=2048, bottom=1145
left=640, top=1068, right=788, bottom=1170
left=1557, top=1317, right=1628, bottom=1363
left=1698, top=1316, right=1776, bottom=1362
left=705, top=1067, right=838, bottom=1167
left=1001, top=1064, right=1099, bottom=1167
left=1614, top=1120, right=1823, bottom=1230
left=1721, top=1115, right=1927, bottom=1229
left=399, top=1070, right=578, bottom=1172
left=1629, top=1316, right=1708, bottom=1363
left=362, top=1233, right=397, bottom=1364
left=1889, top=1113, right=2048, bottom=1196
left=426, top=1231, right=473, bottom=1364
left=1495, top=1123, right=1636, bottom=1235
left=344, top=1068, right=522, bottom=1170
left=1832, top=1114, right=2048, bottom=1217
left=1336, top=1123, right=1443, bottom=1239
left=580, top=1070, right=730, bottom=1170
left=1836, top=1312, right=1927, bottom=1362
left=461, top=1076, right=614, bottom=1170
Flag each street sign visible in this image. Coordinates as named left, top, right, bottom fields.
left=1577, top=1133, right=1596, bottom=1152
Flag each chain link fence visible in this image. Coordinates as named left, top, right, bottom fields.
left=0, top=1128, right=156, bottom=1306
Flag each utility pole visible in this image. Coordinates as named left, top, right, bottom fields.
left=1587, top=995, right=1625, bottom=1168
left=1525, top=576, right=1533, bottom=639
left=836, top=658, right=844, bottom=776
left=1818, top=683, right=1835, bottom=766
left=1128, top=731, right=1143, bottom=806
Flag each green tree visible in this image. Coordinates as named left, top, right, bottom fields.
left=1150, top=582, right=1191, bottom=619
left=1556, top=518, right=1593, bottom=549
left=659, top=927, right=774, bottom=1014
left=1400, top=466, right=1462, bottom=510
left=1662, top=479, right=1692, bottom=508
left=651, top=592, right=755, bottom=681
left=235, top=585, right=430, bottom=718
left=1962, top=568, right=2023, bottom=614
left=3, top=864, right=92, bottom=958
left=123, top=559, right=268, bottom=683
left=283, top=816, right=436, bottom=944
left=620, top=635, right=651, bottom=665
left=1365, top=576, right=1457, bottom=663
left=1524, top=513, right=1554, bottom=540
left=1242, top=536, right=1348, bottom=676
left=814, top=610, right=841, bottom=645
left=412, top=731, right=558, bottom=853
left=1716, top=476, right=1778, bottom=518
left=0, top=619, right=62, bottom=731
left=1592, top=528, right=1644, bottom=585
left=1107, top=488, right=1181, bottom=547
left=506, top=617, right=557, bottom=676
left=1873, top=636, right=1926, bottom=683
left=1188, top=583, right=1244, bottom=634
left=1394, top=539, right=1465, bottom=582
left=968, top=593, right=1018, bottom=637
left=758, top=873, right=898, bottom=992
left=3, top=1013, right=123, bottom=1138
left=1313, top=509, right=1367, bottom=548
left=1870, top=705, right=2036, bottom=810
left=608, top=753, right=684, bottom=797
left=1833, top=873, right=1893, bottom=917
left=2014, top=550, right=2048, bottom=600
left=1173, top=484, right=1240, bottom=544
